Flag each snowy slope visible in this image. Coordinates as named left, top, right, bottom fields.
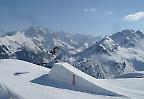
left=48, top=62, right=123, bottom=96
left=110, top=30, right=144, bottom=47
left=69, top=30, right=144, bottom=78
left=0, top=59, right=144, bottom=99
left=0, top=31, right=41, bottom=53
left=0, top=82, right=21, bottom=99
left=0, top=26, right=99, bottom=67
left=24, top=26, right=99, bottom=53
left=0, top=31, right=49, bottom=65
left=68, top=36, right=131, bottom=78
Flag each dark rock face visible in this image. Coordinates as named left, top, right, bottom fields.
left=0, top=45, right=9, bottom=59
left=15, top=48, right=43, bottom=65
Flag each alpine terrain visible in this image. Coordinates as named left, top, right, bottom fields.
left=0, top=27, right=144, bottom=99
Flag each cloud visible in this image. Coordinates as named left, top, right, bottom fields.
left=106, top=11, right=114, bottom=15
left=89, top=8, right=97, bottom=12
left=124, top=12, right=144, bottom=21
left=84, top=8, right=114, bottom=15
left=84, top=8, right=88, bottom=12
left=84, top=8, right=97, bottom=12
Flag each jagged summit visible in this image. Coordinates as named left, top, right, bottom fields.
left=99, top=35, right=118, bottom=52
left=0, top=26, right=98, bottom=68
left=111, top=29, right=144, bottom=47
left=68, top=29, right=144, bottom=78
left=24, top=26, right=50, bottom=38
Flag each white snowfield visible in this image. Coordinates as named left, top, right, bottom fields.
left=0, top=59, right=144, bottom=99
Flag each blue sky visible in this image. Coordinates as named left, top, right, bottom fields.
left=0, top=0, right=144, bottom=36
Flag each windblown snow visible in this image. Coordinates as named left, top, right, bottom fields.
left=0, top=59, right=144, bottom=99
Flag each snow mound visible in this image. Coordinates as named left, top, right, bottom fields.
left=48, top=62, right=122, bottom=96
left=0, top=59, right=144, bottom=99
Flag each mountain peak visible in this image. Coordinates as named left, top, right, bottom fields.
left=121, top=29, right=135, bottom=33
left=101, top=35, right=113, bottom=42
left=2, top=30, right=21, bottom=37
left=110, top=29, right=144, bottom=47
left=98, top=35, right=118, bottom=52
left=25, top=26, right=50, bottom=36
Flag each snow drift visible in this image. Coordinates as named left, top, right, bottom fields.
left=0, top=82, right=21, bottom=99
left=48, top=62, right=122, bottom=96
left=0, top=59, right=144, bottom=99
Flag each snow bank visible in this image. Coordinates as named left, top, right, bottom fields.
left=0, top=82, right=21, bottom=99
left=0, top=59, right=144, bottom=99
left=48, top=62, right=122, bottom=96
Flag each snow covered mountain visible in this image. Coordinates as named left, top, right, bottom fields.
left=110, top=29, right=144, bottom=47
left=67, top=30, right=144, bottom=78
left=0, top=31, right=50, bottom=65
left=0, top=26, right=99, bottom=67
left=1, top=27, right=144, bottom=79
left=24, top=26, right=100, bottom=53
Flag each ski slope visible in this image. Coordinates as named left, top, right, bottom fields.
left=0, top=59, right=144, bottom=99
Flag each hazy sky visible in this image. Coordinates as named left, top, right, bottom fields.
left=0, top=0, right=144, bottom=36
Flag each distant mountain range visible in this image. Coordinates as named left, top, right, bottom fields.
left=0, top=27, right=144, bottom=78
left=0, top=26, right=100, bottom=66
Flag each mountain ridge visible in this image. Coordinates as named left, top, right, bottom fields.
left=0, top=27, right=144, bottom=79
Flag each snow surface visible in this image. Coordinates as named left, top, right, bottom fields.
left=72, top=30, right=144, bottom=78
left=0, top=59, right=144, bottom=99
left=48, top=63, right=122, bottom=96
left=0, top=31, right=41, bottom=53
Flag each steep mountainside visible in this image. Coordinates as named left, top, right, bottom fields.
left=24, top=27, right=100, bottom=54
left=0, top=27, right=98, bottom=67
left=110, top=30, right=144, bottom=47
left=67, top=30, right=144, bottom=78
left=0, top=31, right=49, bottom=65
